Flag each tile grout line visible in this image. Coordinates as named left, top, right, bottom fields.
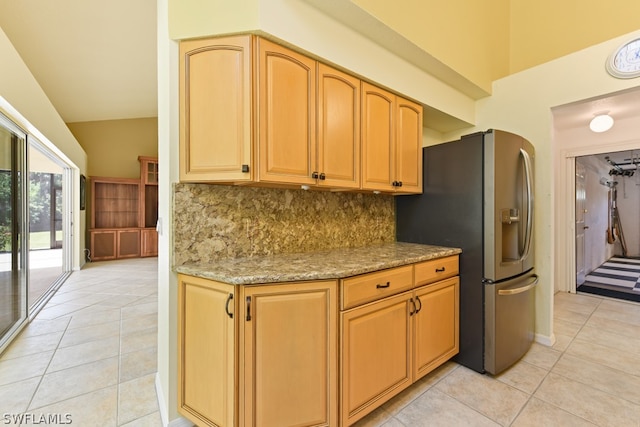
left=385, top=363, right=461, bottom=425
left=23, top=315, right=72, bottom=413
left=504, top=295, right=597, bottom=426
left=549, top=297, right=640, bottom=408
left=116, top=306, right=123, bottom=426
left=510, top=296, right=605, bottom=426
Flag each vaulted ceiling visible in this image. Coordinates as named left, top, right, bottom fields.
left=0, top=0, right=157, bottom=124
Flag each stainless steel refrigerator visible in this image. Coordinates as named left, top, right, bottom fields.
left=396, top=129, right=537, bottom=375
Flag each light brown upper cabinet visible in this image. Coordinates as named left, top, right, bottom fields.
left=179, top=34, right=420, bottom=193
left=179, top=36, right=252, bottom=182
left=317, top=63, right=361, bottom=189
left=256, top=38, right=317, bottom=186
left=257, top=40, right=361, bottom=188
left=361, top=82, right=422, bottom=194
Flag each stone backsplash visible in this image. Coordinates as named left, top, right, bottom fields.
left=173, top=183, right=396, bottom=266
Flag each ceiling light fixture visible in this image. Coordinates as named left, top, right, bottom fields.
left=589, top=113, right=614, bottom=133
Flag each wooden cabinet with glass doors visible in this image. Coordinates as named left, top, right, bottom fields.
left=88, top=156, right=158, bottom=261
left=138, top=156, right=158, bottom=257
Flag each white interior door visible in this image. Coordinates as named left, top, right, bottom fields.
left=575, top=162, right=586, bottom=285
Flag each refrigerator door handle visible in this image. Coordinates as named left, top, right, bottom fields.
left=497, top=274, right=539, bottom=296
left=519, top=148, right=534, bottom=262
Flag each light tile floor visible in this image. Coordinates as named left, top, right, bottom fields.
left=356, top=291, right=640, bottom=427
left=2, top=259, right=640, bottom=426
left=0, top=257, right=160, bottom=426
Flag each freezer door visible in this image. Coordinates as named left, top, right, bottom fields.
left=484, top=271, right=538, bottom=375
left=484, top=130, right=535, bottom=281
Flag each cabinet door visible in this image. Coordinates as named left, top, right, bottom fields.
left=116, top=229, right=140, bottom=258
left=413, top=277, right=459, bottom=380
left=140, top=228, right=158, bottom=257
left=317, top=63, right=360, bottom=189
left=395, top=97, right=423, bottom=194
left=361, top=82, right=395, bottom=192
left=179, top=35, right=252, bottom=182
left=178, top=275, right=236, bottom=427
left=242, top=281, right=337, bottom=427
left=139, top=157, right=158, bottom=185
left=257, top=38, right=317, bottom=185
left=341, top=291, right=412, bottom=426
left=89, top=230, right=117, bottom=261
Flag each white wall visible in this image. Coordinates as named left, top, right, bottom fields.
left=157, top=0, right=180, bottom=424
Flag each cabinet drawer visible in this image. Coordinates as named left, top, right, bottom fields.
left=414, top=256, right=459, bottom=286
left=341, top=265, right=413, bottom=310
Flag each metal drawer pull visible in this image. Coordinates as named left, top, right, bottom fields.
left=498, top=275, right=539, bottom=296
left=246, top=296, right=252, bottom=321
left=376, top=281, right=390, bottom=289
left=435, top=267, right=446, bottom=272
left=225, top=293, right=233, bottom=319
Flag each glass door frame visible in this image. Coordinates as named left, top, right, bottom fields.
left=0, top=112, right=28, bottom=353
left=27, top=138, right=73, bottom=318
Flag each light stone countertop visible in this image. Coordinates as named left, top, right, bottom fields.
left=174, top=242, right=461, bottom=285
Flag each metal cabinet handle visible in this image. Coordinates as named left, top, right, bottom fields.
left=409, top=298, right=417, bottom=316
left=435, top=267, right=445, bottom=272
left=311, top=171, right=319, bottom=179
left=246, top=296, right=252, bottom=321
left=225, top=293, right=233, bottom=319
left=415, top=295, right=422, bottom=313
left=376, top=281, right=390, bottom=289
left=319, top=173, right=326, bottom=180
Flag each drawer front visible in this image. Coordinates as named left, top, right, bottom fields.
left=341, top=265, right=413, bottom=310
left=414, top=255, right=459, bottom=286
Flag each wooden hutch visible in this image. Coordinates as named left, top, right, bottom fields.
left=88, top=156, right=158, bottom=261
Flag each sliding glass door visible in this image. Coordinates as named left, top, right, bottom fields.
left=0, top=114, right=27, bottom=349
left=28, top=143, right=68, bottom=311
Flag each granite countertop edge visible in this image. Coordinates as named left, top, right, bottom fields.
left=174, top=242, right=462, bottom=285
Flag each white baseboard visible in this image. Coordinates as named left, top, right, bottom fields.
left=155, top=373, right=194, bottom=427
left=535, top=332, right=556, bottom=347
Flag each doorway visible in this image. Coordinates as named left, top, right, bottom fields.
left=28, top=142, right=70, bottom=312
left=575, top=150, right=640, bottom=303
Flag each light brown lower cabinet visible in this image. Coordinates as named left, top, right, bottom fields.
left=241, top=281, right=337, bottom=427
left=340, top=291, right=413, bottom=425
left=178, top=275, right=337, bottom=427
left=340, top=263, right=459, bottom=426
left=413, top=277, right=459, bottom=379
left=177, top=256, right=458, bottom=427
left=178, top=275, right=236, bottom=427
